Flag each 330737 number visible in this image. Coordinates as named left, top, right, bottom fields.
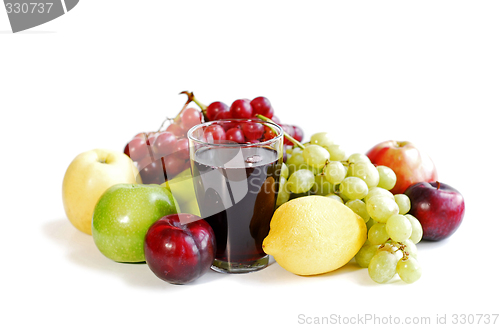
left=5, top=2, right=53, bottom=14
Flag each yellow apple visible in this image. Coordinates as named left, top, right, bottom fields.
left=62, top=149, right=141, bottom=235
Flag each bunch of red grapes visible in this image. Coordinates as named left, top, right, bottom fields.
left=124, top=96, right=304, bottom=184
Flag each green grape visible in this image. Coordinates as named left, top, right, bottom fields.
left=378, top=242, right=398, bottom=254
left=394, top=194, right=411, bottom=214
left=338, top=192, right=351, bottom=203
left=306, top=164, right=323, bottom=175
left=347, top=161, right=380, bottom=188
left=396, top=256, right=422, bottom=283
left=346, top=199, right=370, bottom=223
left=385, top=214, right=412, bottom=242
left=303, top=145, right=330, bottom=168
left=286, top=153, right=306, bottom=175
left=364, top=187, right=394, bottom=203
left=286, top=169, right=315, bottom=194
left=312, top=174, right=335, bottom=196
left=325, top=193, right=343, bottom=203
left=405, top=214, right=423, bottom=244
left=324, top=161, right=346, bottom=185
left=310, top=132, right=335, bottom=147
left=291, top=147, right=303, bottom=155
left=399, top=239, right=418, bottom=258
left=324, top=144, right=346, bottom=161
left=355, top=244, right=379, bottom=268
left=368, top=251, right=398, bottom=284
left=276, top=176, right=290, bottom=207
left=347, top=153, right=370, bottom=164
left=368, top=223, right=390, bottom=245
left=365, top=217, right=375, bottom=231
left=339, top=177, right=369, bottom=200
left=366, top=195, right=399, bottom=223
left=376, top=165, right=397, bottom=190
left=280, top=163, right=289, bottom=180
left=289, top=191, right=313, bottom=200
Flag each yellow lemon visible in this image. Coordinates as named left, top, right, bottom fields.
left=262, top=195, right=366, bottom=275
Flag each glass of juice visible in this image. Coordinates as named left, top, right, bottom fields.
left=187, top=119, right=284, bottom=273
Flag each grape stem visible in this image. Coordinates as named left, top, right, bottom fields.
left=255, top=114, right=305, bottom=149
left=376, top=240, right=410, bottom=260
left=156, top=92, right=193, bottom=132
left=392, top=241, right=410, bottom=260
left=321, top=159, right=330, bottom=175
left=180, top=91, right=209, bottom=121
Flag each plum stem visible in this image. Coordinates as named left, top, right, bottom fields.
left=255, top=114, right=305, bottom=149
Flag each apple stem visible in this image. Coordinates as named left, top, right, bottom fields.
left=436, top=181, right=441, bottom=190
left=255, top=114, right=305, bottom=149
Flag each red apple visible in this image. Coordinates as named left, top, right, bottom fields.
left=144, top=214, right=216, bottom=284
left=405, top=181, right=465, bottom=241
left=366, top=140, right=438, bottom=194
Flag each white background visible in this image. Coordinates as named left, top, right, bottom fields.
left=1, top=1, right=499, bottom=327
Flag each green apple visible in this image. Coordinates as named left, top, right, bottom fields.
left=62, top=149, right=141, bottom=235
left=92, top=184, right=177, bottom=262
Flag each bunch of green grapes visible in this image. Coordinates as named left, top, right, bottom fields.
left=356, top=195, right=423, bottom=284
left=278, top=132, right=423, bottom=284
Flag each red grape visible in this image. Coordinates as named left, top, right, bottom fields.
left=270, top=115, right=280, bottom=124
left=203, top=125, right=226, bottom=142
left=230, top=99, right=253, bottom=119
left=163, top=154, right=186, bottom=178
left=138, top=158, right=165, bottom=184
left=213, top=110, right=232, bottom=120
left=181, top=160, right=191, bottom=171
left=293, top=125, right=304, bottom=142
left=153, top=131, right=177, bottom=157
left=246, top=139, right=260, bottom=144
left=262, top=126, right=276, bottom=141
left=226, top=127, right=246, bottom=143
left=181, top=108, right=203, bottom=130
left=206, top=102, right=229, bottom=121
left=216, top=112, right=239, bottom=130
left=124, top=137, right=148, bottom=162
left=250, top=97, right=274, bottom=118
left=241, top=122, right=264, bottom=140
left=146, top=133, right=158, bottom=146
left=137, top=155, right=153, bottom=171
left=166, top=123, right=185, bottom=137
left=174, top=138, right=190, bottom=160
left=280, top=124, right=295, bottom=146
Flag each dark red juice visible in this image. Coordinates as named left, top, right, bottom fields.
left=192, top=146, right=281, bottom=267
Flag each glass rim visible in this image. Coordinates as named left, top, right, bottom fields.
left=187, top=118, right=284, bottom=148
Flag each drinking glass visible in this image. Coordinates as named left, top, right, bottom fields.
left=188, top=119, right=284, bottom=273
